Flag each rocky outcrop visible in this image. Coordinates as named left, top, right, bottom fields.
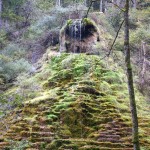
left=60, top=18, right=101, bottom=54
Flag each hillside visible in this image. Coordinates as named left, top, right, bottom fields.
left=0, top=52, right=150, bottom=150
left=0, top=0, right=150, bottom=150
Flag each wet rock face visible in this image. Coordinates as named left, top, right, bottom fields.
left=60, top=18, right=100, bottom=54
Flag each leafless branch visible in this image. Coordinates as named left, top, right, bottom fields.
left=85, top=0, right=96, bottom=18
left=110, top=2, right=125, bottom=12
left=130, top=0, right=134, bottom=4
left=108, top=19, right=125, bottom=56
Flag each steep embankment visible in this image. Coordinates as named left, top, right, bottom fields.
left=0, top=53, right=150, bottom=150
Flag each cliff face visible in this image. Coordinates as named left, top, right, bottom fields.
left=0, top=53, right=150, bottom=150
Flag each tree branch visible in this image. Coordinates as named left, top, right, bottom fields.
left=110, top=2, right=125, bottom=12
left=107, top=19, right=125, bottom=56
left=130, top=0, right=134, bottom=4
left=84, top=0, right=96, bottom=18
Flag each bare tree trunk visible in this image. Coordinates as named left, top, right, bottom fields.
left=124, top=0, right=140, bottom=150
left=100, top=0, right=103, bottom=12
left=139, top=41, right=146, bottom=92
left=133, top=0, right=137, bottom=8
left=0, top=0, right=2, bottom=29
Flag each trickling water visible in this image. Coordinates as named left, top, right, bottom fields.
left=78, top=20, right=82, bottom=41
left=69, top=19, right=82, bottom=41
left=56, top=0, right=61, bottom=7
left=68, top=19, right=83, bottom=53
left=84, top=0, right=87, bottom=7
left=79, top=20, right=82, bottom=53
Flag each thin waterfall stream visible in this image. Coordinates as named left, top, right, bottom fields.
left=68, top=19, right=83, bottom=53
left=56, top=0, right=61, bottom=7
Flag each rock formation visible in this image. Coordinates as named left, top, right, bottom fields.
left=60, top=18, right=101, bottom=54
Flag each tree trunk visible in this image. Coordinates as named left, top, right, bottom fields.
left=124, top=0, right=140, bottom=150
left=100, top=0, right=103, bottom=12
left=139, top=41, right=146, bottom=93
left=0, top=0, right=2, bottom=29
left=133, top=0, right=137, bottom=8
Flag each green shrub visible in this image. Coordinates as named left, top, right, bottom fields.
left=0, top=42, right=31, bottom=82
left=0, top=58, right=32, bottom=81
left=106, top=7, right=123, bottom=30
left=129, top=9, right=139, bottom=29
left=1, top=43, right=26, bottom=59
left=27, top=6, right=71, bottom=39
left=0, top=30, right=8, bottom=48
left=101, top=71, right=123, bottom=84
left=9, top=140, right=30, bottom=150
left=114, top=40, right=124, bottom=52
left=130, top=27, right=150, bottom=46
left=0, top=93, right=24, bottom=117
left=15, top=73, right=42, bottom=99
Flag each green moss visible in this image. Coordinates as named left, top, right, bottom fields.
left=101, top=71, right=122, bottom=84
left=54, top=102, right=72, bottom=111
left=46, top=139, right=72, bottom=150
left=66, top=18, right=97, bottom=30
left=47, top=114, right=58, bottom=120
left=83, top=18, right=95, bottom=26
left=1, top=53, right=150, bottom=149
left=67, top=19, right=73, bottom=26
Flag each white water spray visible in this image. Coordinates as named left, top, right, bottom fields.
left=69, top=19, right=82, bottom=53
left=56, top=0, right=61, bottom=7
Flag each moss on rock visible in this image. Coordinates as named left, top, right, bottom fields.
left=0, top=53, right=150, bottom=149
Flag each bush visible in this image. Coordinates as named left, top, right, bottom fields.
left=129, top=9, right=139, bottom=29
left=0, top=58, right=32, bottom=82
left=0, top=30, right=8, bottom=49
left=0, top=92, right=24, bottom=117
left=0, top=43, right=31, bottom=82
left=9, top=140, right=30, bottom=150
left=27, top=3, right=87, bottom=40
left=27, top=7, right=69, bottom=39
left=130, top=27, right=150, bottom=46
left=1, top=43, right=26, bottom=59
left=106, top=7, right=123, bottom=30
left=15, top=73, right=42, bottom=99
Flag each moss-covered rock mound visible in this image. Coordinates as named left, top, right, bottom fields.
left=60, top=18, right=102, bottom=54
left=0, top=53, right=150, bottom=150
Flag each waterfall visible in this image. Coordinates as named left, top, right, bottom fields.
left=79, top=20, right=82, bottom=53
left=69, top=19, right=82, bottom=41
left=59, top=19, right=84, bottom=53
left=84, top=0, right=87, bottom=7
left=79, top=20, right=82, bottom=41
left=68, top=19, right=82, bottom=53
left=56, top=0, right=61, bottom=7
